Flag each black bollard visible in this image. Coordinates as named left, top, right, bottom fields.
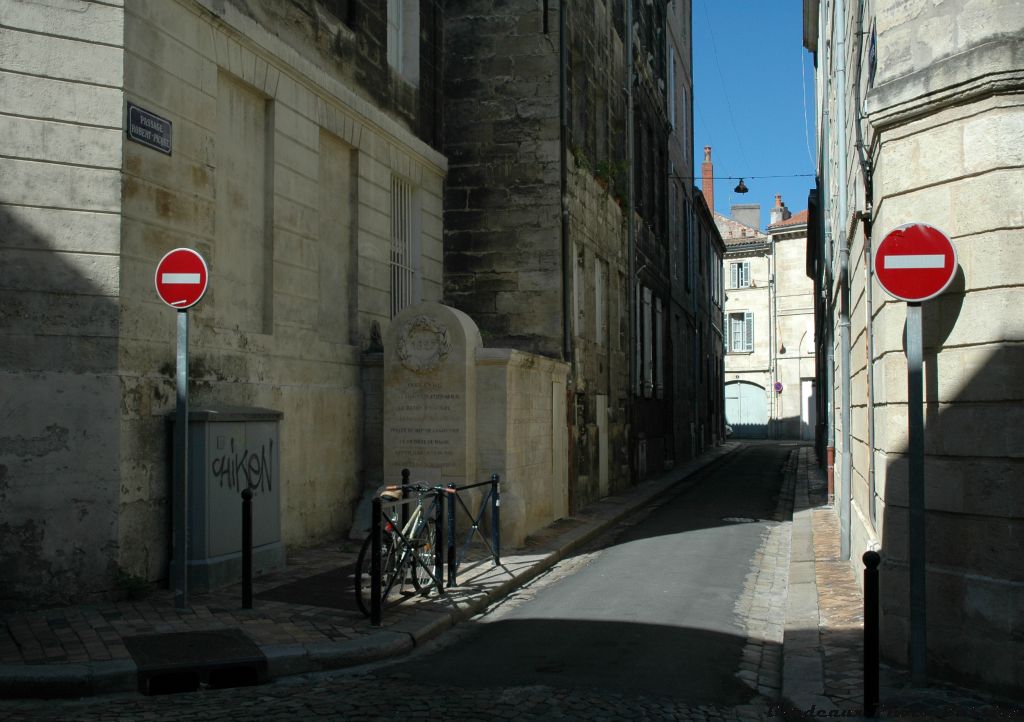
left=370, top=495, right=382, bottom=627
left=434, top=489, right=445, bottom=595
left=241, top=489, right=253, bottom=609
left=447, top=484, right=457, bottom=587
left=863, top=550, right=881, bottom=718
left=491, top=474, right=501, bottom=566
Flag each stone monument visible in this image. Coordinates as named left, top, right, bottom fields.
left=383, top=303, right=482, bottom=487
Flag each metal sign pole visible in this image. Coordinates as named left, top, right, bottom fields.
left=173, top=309, right=189, bottom=609
left=906, top=302, right=926, bottom=684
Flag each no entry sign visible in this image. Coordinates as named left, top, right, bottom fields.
left=874, top=222, right=960, bottom=684
left=874, top=223, right=957, bottom=302
left=155, top=247, right=210, bottom=608
left=155, top=248, right=209, bottom=309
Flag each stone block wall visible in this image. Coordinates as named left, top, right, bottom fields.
left=1, top=0, right=447, bottom=605
left=565, top=159, right=630, bottom=499
left=442, top=0, right=562, bottom=356
left=0, top=1, right=126, bottom=606
left=772, top=229, right=815, bottom=440
left=116, top=0, right=447, bottom=583
left=826, top=0, right=1024, bottom=695
left=475, top=348, right=570, bottom=546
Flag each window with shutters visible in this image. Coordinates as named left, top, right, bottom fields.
left=726, top=311, right=754, bottom=353
left=730, top=260, right=751, bottom=288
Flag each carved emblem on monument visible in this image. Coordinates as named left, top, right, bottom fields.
left=397, top=315, right=452, bottom=373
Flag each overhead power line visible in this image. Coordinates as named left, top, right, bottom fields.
left=671, top=173, right=816, bottom=181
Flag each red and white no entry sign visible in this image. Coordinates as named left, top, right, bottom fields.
left=874, top=223, right=957, bottom=303
left=155, top=248, right=209, bottom=309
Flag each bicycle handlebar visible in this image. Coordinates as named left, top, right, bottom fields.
left=377, top=483, right=456, bottom=499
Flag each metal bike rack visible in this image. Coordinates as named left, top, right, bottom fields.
left=445, top=474, right=501, bottom=588
left=362, top=471, right=504, bottom=625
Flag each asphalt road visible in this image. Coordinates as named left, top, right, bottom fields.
left=382, top=441, right=791, bottom=706
left=0, top=442, right=793, bottom=721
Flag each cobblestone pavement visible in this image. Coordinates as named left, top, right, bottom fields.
left=3, top=443, right=1021, bottom=721
left=0, top=672, right=778, bottom=721
left=0, top=539, right=380, bottom=667
left=781, top=447, right=1023, bottom=722
left=0, top=444, right=786, bottom=721
left=732, top=447, right=795, bottom=703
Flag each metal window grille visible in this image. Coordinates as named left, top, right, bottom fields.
left=390, top=175, right=415, bottom=318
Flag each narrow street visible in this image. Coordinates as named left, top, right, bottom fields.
left=1, top=443, right=795, bottom=721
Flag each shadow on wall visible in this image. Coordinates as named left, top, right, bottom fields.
left=0, top=206, right=127, bottom=609
left=878, top=271, right=1023, bottom=698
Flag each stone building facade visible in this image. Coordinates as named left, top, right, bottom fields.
left=442, top=0, right=724, bottom=509
left=1, top=0, right=445, bottom=606
left=765, top=203, right=815, bottom=442
left=805, top=0, right=1023, bottom=695
left=719, top=207, right=774, bottom=439
left=1, top=0, right=726, bottom=607
left=718, top=196, right=815, bottom=442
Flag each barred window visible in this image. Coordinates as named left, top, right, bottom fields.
left=390, top=175, right=418, bottom=318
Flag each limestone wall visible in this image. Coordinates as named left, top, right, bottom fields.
left=476, top=349, right=570, bottom=546
left=0, top=1, right=126, bottom=606
left=117, top=0, right=447, bottom=583
left=0, top=0, right=447, bottom=605
left=382, top=303, right=569, bottom=548
left=772, top=231, right=815, bottom=440
left=822, top=0, right=1024, bottom=694
left=866, top=92, right=1024, bottom=694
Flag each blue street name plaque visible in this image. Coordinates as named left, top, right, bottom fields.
left=127, top=102, right=172, bottom=155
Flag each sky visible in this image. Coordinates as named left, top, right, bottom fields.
left=692, top=0, right=817, bottom=230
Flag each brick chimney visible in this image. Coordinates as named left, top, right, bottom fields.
left=770, top=194, right=792, bottom=225
left=701, top=146, right=714, bottom=213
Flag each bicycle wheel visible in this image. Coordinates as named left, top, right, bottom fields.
left=354, top=532, right=398, bottom=617
left=409, top=518, right=439, bottom=593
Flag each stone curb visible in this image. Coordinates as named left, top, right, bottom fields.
left=0, top=443, right=739, bottom=700
left=0, top=659, right=138, bottom=699
left=779, top=448, right=841, bottom=716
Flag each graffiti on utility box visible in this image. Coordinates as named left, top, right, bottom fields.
left=211, top=438, right=274, bottom=494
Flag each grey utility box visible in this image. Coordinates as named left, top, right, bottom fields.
left=174, top=406, right=286, bottom=591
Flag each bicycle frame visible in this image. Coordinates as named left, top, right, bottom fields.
left=368, top=486, right=445, bottom=626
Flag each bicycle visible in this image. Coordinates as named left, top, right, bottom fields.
left=353, top=483, right=447, bottom=617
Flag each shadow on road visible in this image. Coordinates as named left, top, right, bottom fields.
left=383, top=617, right=770, bottom=707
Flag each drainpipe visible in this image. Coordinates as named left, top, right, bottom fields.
left=819, top=12, right=836, bottom=499
left=854, top=0, right=877, bottom=526
left=558, top=0, right=577, bottom=511
left=836, top=0, right=853, bottom=562
left=770, top=238, right=778, bottom=438
left=625, top=0, right=637, bottom=474
left=559, top=1, right=572, bottom=366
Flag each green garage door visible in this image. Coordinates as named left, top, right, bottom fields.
left=725, top=381, right=768, bottom=439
